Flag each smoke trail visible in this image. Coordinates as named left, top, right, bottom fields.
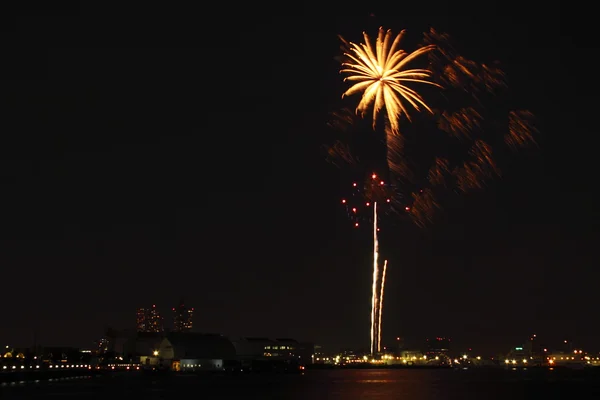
left=377, top=259, right=388, bottom=353
left=370, top=202, right=380, bottom=355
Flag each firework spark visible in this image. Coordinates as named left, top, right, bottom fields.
left=325, top=140, right=356, bottom=168
left=410, top=188, right=440, bottom=228
left=453, top=140, right=500, bottom=192
left=428, top=157, right=450, bottom=187
left=385, top=124, right=414, bottom=181
left=341, top=173, right=407, bottom=229
left=506, top=110, right=538, bottom=150
left=340, top=27, right=441, bottom=135
left=377, top=259, right=388, bottom=353
left=437, top=107, right=483, bottom=140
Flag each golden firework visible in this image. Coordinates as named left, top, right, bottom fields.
left=340, top=27, right=441, bottom=134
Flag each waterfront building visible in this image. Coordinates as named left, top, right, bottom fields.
left=155, top=333, right=236, bottom=371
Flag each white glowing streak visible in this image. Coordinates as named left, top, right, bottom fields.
left=370, top=201, right=379, bottom=355
left=377, top=259, right=388, bottom=353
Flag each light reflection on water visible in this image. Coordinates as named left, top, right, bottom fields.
left=1, top=368, right=599, bottom=399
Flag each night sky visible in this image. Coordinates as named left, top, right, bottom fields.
left=1, top=2, right=597, bottom=355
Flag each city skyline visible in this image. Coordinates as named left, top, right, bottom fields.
left=3, top=326, right=598, bottom=361
left=135, top=300, right=194, bottom=333
left=1, top=2, right=597, bottom=355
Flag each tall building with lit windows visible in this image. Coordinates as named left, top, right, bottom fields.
left=172, top=299, right=194, bottom=332
left=136, top=308, right=147, bottom=332
left=136, top=304, right=164, bottom=333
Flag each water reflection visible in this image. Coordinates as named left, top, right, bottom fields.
left=1, top=368, right=599, bottom=399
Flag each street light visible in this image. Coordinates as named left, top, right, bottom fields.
left=153, top=350, right=159, bottom=356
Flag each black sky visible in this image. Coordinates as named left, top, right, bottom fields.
left=1, top=1, right=597, bottom=355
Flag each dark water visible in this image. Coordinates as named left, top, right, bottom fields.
left=1, top=368, right=600, bottom=399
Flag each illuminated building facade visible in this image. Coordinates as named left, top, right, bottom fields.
left=136, top=308, right=147, bottom=332
left=95, top=338, right=109, bottom=354
left=172, top=300, right=194, bottom=332
left=136, top=305, right=164, bottom=333
left=231, top=337, right=314, bottom=367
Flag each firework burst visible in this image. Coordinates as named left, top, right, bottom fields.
left=340, top=172, right=407, bottom=229
left=328, top=27, right=538, bottom=353
left=340, top=27, right=441, bottom=135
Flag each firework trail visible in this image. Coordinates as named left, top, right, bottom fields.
left=377, top=259, right=388, bottom=353
left=341, top=173, right=398, bottom=354
left=370, top=201, right=379, bottom=355
left=339, top=173, right=399, bottom=354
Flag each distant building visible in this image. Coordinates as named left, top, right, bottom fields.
left=560, top=339, right=574, bottom=353
left=136, top=308, right=147, bottom=332
left=526, top=334, right=545, bottom=357
left=504, top=345, right=531, bottom=366
left=94, top=338, right=109, bottom=354
left=400, top=350, right=424, bottom=360
left=172, top=299, right=194, bottom=332
left=155, top=333, right=236, bottom=371
left=394, top=337, right=405, bottom=353
left=231, top=337, right=271, bottom=364
left=123, top=332, right=164, bottom=362
left=136, top=304, right=164, bottom=333
left=546, top=350, right=599, bottom=368
left=312, top=344, right=333, bottom=362
left=40, top=347, right=82, bottom=363
left=104, top=327, right=142, bottom=357
left=231, top=337, right=313, bottom=368
left=269, top=338, right=313, bottom=364
left=426, top=337, right=451, bottom=354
